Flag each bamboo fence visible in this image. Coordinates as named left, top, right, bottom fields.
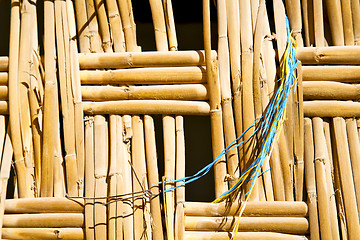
left=0, top=0, right=359, bottom=240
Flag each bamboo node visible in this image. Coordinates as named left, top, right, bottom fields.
left=314, top=157, right=326, bottom=164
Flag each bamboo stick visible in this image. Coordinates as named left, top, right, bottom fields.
left=325, top=0, right=344, bottom=46
left=0, top=73, right=8, bottom=85
left=121, top=115, right=134, bottom=240
left=81, top=84, right=208, bottom=101
left=149, top=0, right=168, bottom=51
left=184, top=216, right=309, bottom=234
left=303, top=81, right=360, bottom=100
left=351, top=0, right=360, bottom=45
left=203, top=0, right=227, bottom=198
left=302, top=66, right=360, bottom=82
left=184, top=201, right=308, bottom=217
left=144, top=115, right=164, bottom=240
left=312, top=117, right=340, bottom=240
left=345, top=118, right=360, bottom=216
left=118, top=0, right=137, bottom=51
left=105, top=0, right=125, bottom=52
left=84, top=118, right=95, bottom=240
left=2, top=228, right=83, bottom=240
left=341, top=0, right=355, bottom=45
left=78, top=50, right=216, bottom=69
left=285, top=0, right=304, bottom=46
left=94, top=0, right=112, bottom=52
left=302, top=0, right=311, bottom=46
left=108, top=115, right=117, bottom=240
left=273, top=0, right=288, bottom=58
left=304, top=100, right=360, bottom=117
left=0, top=58, right=8, bottom=71
left=4, top=198, right=83, bottom=213
left=115, top=115, right=123, bottom=240
left=83, top=100, right=210, bottom=115
left=80, top=67, right=206, bottom=85
left=163, top=0, right=177, bottom=51
left=85, top=0, right=103, bottom=53
left=297, top=46, right=360, bottom=64
left=94, top=115, right=107, bottom=240
left=74, top=0, right=90, bottom=53
left=3, top=213, right=83, bottom=228
left=332, top=117, right=360, bottom=240
left=184, top=231, right=308, bottom=240
left=175, top=116, right=185, bottom=240
left=313, top=0, right=325, bottom=46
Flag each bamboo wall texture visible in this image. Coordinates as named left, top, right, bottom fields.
left=0, top=0, right=359, bottom=239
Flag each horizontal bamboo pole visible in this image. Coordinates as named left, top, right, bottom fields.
left=184, top=231, right=308, bottom=240
left=297, top=46, right=360, bottom=64
left=0, top=57, right=8, bottom=71
left=184, top=201, right=308, bottom=217
left=3, top=213, right=83, bottom=228
left=80, top=67, right=206, bottom=85
left=0, top=73, right=8, bottom=85
left=2, top=228, right=83, bottom=240
left=83, top=100, right=210, bottom=115
left=81, top=84, right=208, bottom=101
left=5, top=198, right=84, bottom=213
left=0, top=86, right=7, bottom=100
left=185, top=216, right=309, bottom=234
left=304, top=100, right=360, bottom=117
left=0, top=101, right=9, bottom=114
left=78, top=50, right=217, bottom=69
left=303, top=81, right=360, bottom=100
left=302, top=66, right=360, bottom=82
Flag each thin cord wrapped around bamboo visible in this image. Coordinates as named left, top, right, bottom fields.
left=184, top=201, right=307, bottom=217
left=93, top=0, right=112, bottom=52
left=304, top=100, right=360, bottom=117
left=93, top=115, right=107, bottom=240
left=184, top=231, right=308, bottom=240
left=352, top=0, right=360, bottom=45
left=341, top=0, right=354, bottom=45
left=302, top=118, right=320, bottom=240
left=78, top=50, right=216, bottom=69
left=313, top=117, right=340, bottom=240
left=333, top=117, right=360, bottom=239
left=83, top=100, right=210, bottom=115
left=144, top=115, right=164, bottom=240
left=303, top=81, right=360, bottom=100
left=325, top=0, right=344, bottom=46
left=80, top=67, right=206, bottom=85
left=297, top=46, right=360, bottom=64
left=74, top=0, right=90, bottom=53
left=81, top=84, right=208, bottom=101
left=105, top=0, right=125, bottom=52
left=302, top=66, right=360, bottom=82
left=85, top=0, right=103, bottom=53
left=185, top=216, right=309, bottom=234
left=2, top=228, right=84, bottom=240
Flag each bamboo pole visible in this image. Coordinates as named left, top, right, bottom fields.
left=84, top=118, right=95, bottom=240
left=2, top=228, right=83, bottom=240
left=94, top=115, right=107, bottom=240
left=345, top=118, right=360, bottom=216
left=149, top=0, right=168, bottom=51
left=115, top=115, right=123, bottom=240
left=217, top=0, right=239, bottom=189
left=302, top=0, right=311, bottom=46
left=144, top=115, right=164, bottom=240
left=285, top=0, right=304, bottom=46
left=0, top=58, right=8, bottom=71
left=311, top=117, right=332, bottom=240
left=78, top=50, right=216, bottom=69
left=0, top=74, right=8, bottom=86
left=341, top=0, right=355, bottom=45
left=332, top=117, right=360, bottom=240
left=121, top=115, right=134, bottom=240
left=302, top=66, right=360, bottom=82
left=184, top=216, right=309, bottom=234
left=303, top=81, right=360, bottom=100
left=80, top=67, right=206, bottom=85
left=308, top=0, right=316, bottom=45
left=325, top=0, right=344, bottom=45
left=312, top=117, right=339, bottom=240
left=53, top=118, right=65, bottom=198
left=203, top=0, right=227, bottom=198
left=108, top=115, right=117, bottom=240
left=93, top=0, right=112, bottom=52
left=83, top=100, right=210, bottom=115
left=184, top=231, right=309, bottom=240
left=273, top=0, right=287, bottom=58
left=313, top=0, right=325, bottom=46
left=85, top=0, right=103, bottom=53
left=118, top=0, right=137, bottom=51
left=74, top=0, right=90, bottom=53
left=105, top=0, right=125, bottom=52
left=351, top=0, right=360, bottom=45
left=163, top=0, right=177, bottom=51
left=81, top=84, right=208, bottom=101
left=297, top=46, right=360, bottom=64
left=304, top=100, right=360, bottom=117
left=184, top=201, right=308, bottom=217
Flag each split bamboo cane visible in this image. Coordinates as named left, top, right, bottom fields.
left=144, top=115, right=164, bottom=240
left=183, top=231, right=308, bottom=240
left=2, top=228, right=84, bottom=240
left=297, top=46, right=360, bottom=64
left=333, top=117, right=360, bottom=240
left=93, top=0, right=112, bottom=52
left=341, top=0, right=354, bottom=45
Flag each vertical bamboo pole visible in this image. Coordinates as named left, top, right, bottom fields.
left=308, top=0, right=316, bottom=45
left=108, top=115, right=117, bottom=240
left=94, top=0, right=112, bottom=52
left=313, top=0, right=325, bottom=46
left=105, top=0, right=125, bottom=52
left=41, top=0, right=58, bottom=197
left=84, top=117, right=95, bottom=240
left=341, top=0, right=355, bottom=45
left=144, top=115, right=164, bottom=240
left=203, top=0, right=227, bottom=198
left=163, top=115, right=176, bottom=240
left=74, top=0, right=90, bottom=52
left=312, top=117, right=332, bottom=240
left=313, top=117, right=340, bottom=240
left=351, top=0, right=360, bottom=45
left=302, top=0, right=311, bottom=46
left=118, top=0, right=137, bottom=51
left=94, top=115, right=107, bottom=240
left=115, top=116, right=124, bottom=240
left=285, top=0, right=304, bottom=46
left=217, top=0, right=239, bottom=189
left=85, top=0, right=103, bottom=52
left=149, top=0, right=168, bottom=51
left=53, top=111, right=65, bottom=198
left=304, top=118, right=320, bottom=240
left=122, top=115, right=134, bottom=240
left=325, top=0, right=344, bottom=46
left=175, top=116, right=185, bottom=240
left=333, top=117, right=360, bottom=240
left=345, top=118, right=360, bottom=216
left=163, top=0, right=178, bottom=51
